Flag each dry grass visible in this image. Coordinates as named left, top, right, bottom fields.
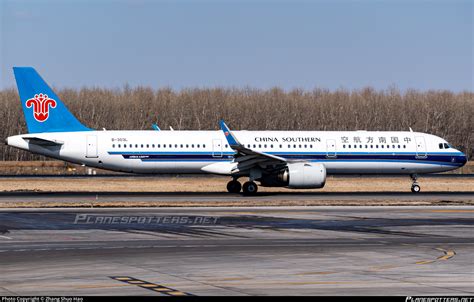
left=0, top=160, right=473, bottom=175
left=3, top=199, right=472, bottom=209
left=1, top=176, right=472, bottom=193
left=1, top=176, right=472, bottom=208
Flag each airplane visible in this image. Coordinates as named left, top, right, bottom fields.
left=5, top=67, right=468, bottom=195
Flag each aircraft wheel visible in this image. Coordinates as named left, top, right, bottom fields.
left=242, top=181, right=258, bottom=195
left=411, top=184, right=421, bottom=193
left=226, top=180, right=242, bottom=193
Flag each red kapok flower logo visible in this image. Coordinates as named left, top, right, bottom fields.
left=25, top=93, right=57, bottom=122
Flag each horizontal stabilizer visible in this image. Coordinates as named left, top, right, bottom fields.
left=23, top=137, right=64, bottom=146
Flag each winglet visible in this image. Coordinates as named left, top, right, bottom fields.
left=219, top=120, right=240, bottom=147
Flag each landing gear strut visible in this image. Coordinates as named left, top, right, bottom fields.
left=226, top=179, right=242, bottom=193
left=242, top=181, right=258, bottom=195
left=410, top=174, right=421, bottom=193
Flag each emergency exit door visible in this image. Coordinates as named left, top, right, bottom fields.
left=326, top=139, right=337, bottom=158
left=212, top=139, right=223, bottom=158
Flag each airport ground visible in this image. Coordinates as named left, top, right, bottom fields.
left=0, top=161, right=472, bottom=296
left=0, top=206, right=473, bottom=296
left=0, top=173, right=473, bottom=208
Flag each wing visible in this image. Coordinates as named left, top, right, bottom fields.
left=219, top=120, right=287, bottom=174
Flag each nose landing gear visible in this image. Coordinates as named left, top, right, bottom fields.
left=410, top=174, right=421, bottom=193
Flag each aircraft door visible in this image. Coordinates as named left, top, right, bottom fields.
left=86, top=135, right=98, bottom=158
left=326, top=139, right=337, bottom=158
left=415, top=136, right=427, bottom=158
left=212, top=139, right=223, bottom=158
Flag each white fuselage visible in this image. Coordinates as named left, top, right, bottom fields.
left=6, top=130, right=467, bottom=175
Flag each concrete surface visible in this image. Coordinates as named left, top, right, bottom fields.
left=0, top=206, right=473, bottom=295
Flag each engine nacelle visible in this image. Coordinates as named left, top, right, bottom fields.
left=259, top=162, right=326, bottom=189
left=285, top=162, right=326, bottom=189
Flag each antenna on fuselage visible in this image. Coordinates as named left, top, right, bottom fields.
left=409, top=127, right=413, bottom=132
left=169, top=126, right=174, bottom=131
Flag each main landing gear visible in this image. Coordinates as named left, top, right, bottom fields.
left=226, top=179, right=258, bottom=195
left=410, top=174, right=421, bottom=193
left=226, top=180, right=242, bottom=193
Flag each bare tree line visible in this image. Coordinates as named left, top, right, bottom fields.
left=0, top=86, right=473, bottom=161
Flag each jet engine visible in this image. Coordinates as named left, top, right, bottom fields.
left=259, top=162, right=326, bottom=189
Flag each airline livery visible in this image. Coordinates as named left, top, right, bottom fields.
left=5, top=68, right=467, bottom=194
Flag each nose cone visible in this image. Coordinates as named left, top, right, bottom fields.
left=4, top=137, right=8, bottom=146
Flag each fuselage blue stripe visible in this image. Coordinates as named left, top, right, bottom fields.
left=107, top=151, right=463, bottom=156
left=106, top=151, right=466, bottom=166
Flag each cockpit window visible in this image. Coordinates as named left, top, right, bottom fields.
left=439, top=143, right=443, bottom=149
left=444, top=143, right=450, bottom=149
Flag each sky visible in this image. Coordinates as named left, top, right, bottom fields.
left=1, top=0, right=473, bottom=91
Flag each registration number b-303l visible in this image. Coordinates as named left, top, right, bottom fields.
left=111, top=138, right=128, bottom=142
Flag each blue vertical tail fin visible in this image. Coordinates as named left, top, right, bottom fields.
left=13, top=67, right=91, bottom=133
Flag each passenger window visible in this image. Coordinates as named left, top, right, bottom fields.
left=112, top=144, right=115, bottom=148
left=343, top=145, right=346, bottom=148
left=129, top=144, right=132, bottom=148
left=118, top=144, right=121, bottom=148
left=310, top=145, right=313, bottom=148
left=288, top=144, right=291, bottom=148
left=370, top=145, right=373, bottom=148
left=264, top=144, right=267, bottom=148
left=392, top=145, right=395, bottom=149
left=203, top=144, right=206, bottom=148
left=197, top=144, right=200, bottom=148
left=354, top=145, right=357, bottom=149
left=180, top=144, right=183, bottom=148
left=225, top=144, right=228, bottom=148
left=169, top=144, right=172, bottom=148
left=186, top=144, right=189, bottom=148
left=348, top=145, right=351, bottom=148
left=365, top=145, right=368, bottom=148
left=398, top=145, right=400, bottom=148
left=146, top=144, right=149, bottom=148
left=403, top=145, right=406, bottom=148
left=294, top=144, right=297, bottom=148
left=376, top=145, right=379, bottom=148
